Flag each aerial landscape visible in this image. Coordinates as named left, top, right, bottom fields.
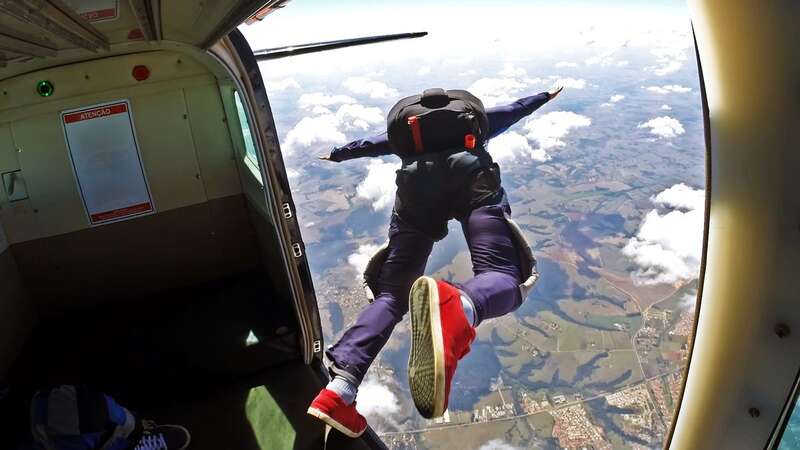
left=243, top=1, right=705, bottom=448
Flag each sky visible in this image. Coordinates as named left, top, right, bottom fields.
left=241, top=0, right=693, bottom=79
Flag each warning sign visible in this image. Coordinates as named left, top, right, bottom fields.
left=63, top=0, right=118, bottom=22
left=62, top=100, right=155, bottom=226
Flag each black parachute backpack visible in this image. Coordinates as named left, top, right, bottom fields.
left=387, top=88, right=489, bottom=157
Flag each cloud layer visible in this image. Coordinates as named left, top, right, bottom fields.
left=524, top=111, right=592, bottom=160
left=487, top=131, right=534, bottom=162
left=467, top=76, right=528, bottom=108
left=356, top=160, right=401, bottom=211
left=357, top=376, right=401, bottom=421
left=478, top=440, right=523, bottom=450
left=638, top=116, right=685, bottom=139
left=298, top=92, right=356, bottom=109
left=623, top=183, right=705, bottom=285
left=283, top=103, right=383, bottom=155
left=645, top=84, right=692, bottom=94
left=265, top=77, right=300, bottom=92
left=343, top=76, right=399, bottom=99
left=348, top=242, right=383, bottom=275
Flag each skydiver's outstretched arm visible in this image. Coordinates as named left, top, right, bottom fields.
left=320, top=88, right=563, bottom=162
left=486, top=88, right=562, bottom=139
left=322, top=132, right=393, bottom=162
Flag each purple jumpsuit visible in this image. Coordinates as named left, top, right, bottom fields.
left=326, top=93, right=551, bottom=384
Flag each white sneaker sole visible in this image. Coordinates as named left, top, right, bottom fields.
left=408, top=276, right=446, bottom=419
left=307, top=407, right=365, bottom=438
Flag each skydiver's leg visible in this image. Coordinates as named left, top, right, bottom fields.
left=326, top=212, right=435, bottom=386
left=458, top=192, right=526, bottom=326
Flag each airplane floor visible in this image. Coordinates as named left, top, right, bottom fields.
left=1, top=270, right=384, bottom=449
left=143, top=361, right=381, bottom=450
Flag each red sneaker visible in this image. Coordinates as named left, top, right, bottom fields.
left=307, top=389, right=367, bottom=438
left=408, top=276, right=476, bottom=418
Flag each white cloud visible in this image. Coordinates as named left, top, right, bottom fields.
left=499, top=63, right=526, bottom=78
left=679, top=290, right=698, bottom=310
left=601, top=94, right=624, bottom=108
left=555, top=61, right=578, bottom=68
left=468, top=77, right=527, bottom=107
left=650, top=43, right=690, bottom=76
left=638, top=116, right=685, bottom=139
left=616, top=60, right=630, bottom=67
left=417, top=66, right=431, bottom=76
left=283, top=103, right=383, bottom=155
left=623, top=183, right=705, bottom=285
left=311, top=105, right=332, bottom=115
left=357, top=376, right=401, bottom=420
left=653, top=182, right=705, bottom=210
left=654, top=59, right=684, bottom=76
left=356, top=159, right=401, bottom=211
left=585, top=55, right=610, bottom=66
left=478, top=440, right=523, bottom=450
left=343, top=76, right=399, bottom=99
left=644, top=84, right=692, bottom=94
left=265, top=77, right=300, bottom=92
left=487, top=131, right=534, bottom=162
left=283, top=115, right=347, bottom=155
left=551, top=77, right=587, bottom=89
left=661, top=104, right=672, bottom=110
left=584, top=38, right=627, bottom=67
left=524, top=111, right=591, bottom=160
left=335, top=103, right=384, bottom=132
left=348, top=242, right=384, bottom=275
left=298, top=92, right=356, bottom=109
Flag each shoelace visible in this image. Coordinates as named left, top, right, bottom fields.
left=133, top=432, right=168, bottom=450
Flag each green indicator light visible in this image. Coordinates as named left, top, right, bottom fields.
left=36, top=80, right=54, bottom=97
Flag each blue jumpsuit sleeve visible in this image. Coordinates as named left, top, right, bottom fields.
left=328, top=132, right=393, bottom=162
left=486, top=92, right=551, bottom=139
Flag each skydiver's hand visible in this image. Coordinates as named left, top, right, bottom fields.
left=318, top=155, right=334, bottom=162
left=548, top=86, right=564, bottom=100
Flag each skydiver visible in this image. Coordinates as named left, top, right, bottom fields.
left=307, top=86, right=564, bottom=437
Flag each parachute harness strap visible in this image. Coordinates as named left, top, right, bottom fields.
left=408, top=115, right=424, bottom=154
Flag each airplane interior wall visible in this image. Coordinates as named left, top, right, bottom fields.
left=0, top=50, right=270, bottom=311
left=0, top=220, right=34, bottom=379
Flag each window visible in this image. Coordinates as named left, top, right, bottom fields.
left=777, top=395, right=800, bottom=449
left=244, top=1, right=705, bottom=448
left=233, top=90, right=262, bottom=181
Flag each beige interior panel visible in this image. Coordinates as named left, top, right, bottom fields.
left=161, top=0, right=242, bottom=44
left=0, top=50, right=249, bottom=246
left=0, top=123, right=18, bottom=171
left=0, top=51, right=209, bottom=117
left=183, top=84, right=241, bottom=200
left=12, top=112, right=88, bottom=238
left=0, top=200, right=41, bottom=244
left=130, top=88, right=207, bottom=212
left=669, top=1, right=800, bottom=448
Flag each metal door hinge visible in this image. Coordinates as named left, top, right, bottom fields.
left=292, top=243, right=303, bottom=258
left=282, top=202, right=292, bottom=219
left=313, top=340, right=322, bottom=353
